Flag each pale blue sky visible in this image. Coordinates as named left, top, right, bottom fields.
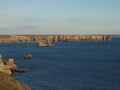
left=0, top=0, right=120, bottom=35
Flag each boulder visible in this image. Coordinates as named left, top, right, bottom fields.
left=24, top=54, right=33, bottom=59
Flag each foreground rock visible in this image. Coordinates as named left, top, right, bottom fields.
left=0, top=71, right=30, bottom=90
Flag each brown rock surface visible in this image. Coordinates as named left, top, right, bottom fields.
left=5, top=58, right=25, bottom=73
left=24, top=54, right=33, bottom=59
left=0, top=54, right=25, bottom=75
left=38, top=39, right=54, bottom=47
left=0, top=71, right=30, bottom=90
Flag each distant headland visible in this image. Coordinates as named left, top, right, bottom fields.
left=0, top=35, right=112, bottom=44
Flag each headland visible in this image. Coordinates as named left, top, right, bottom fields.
left=0, top=35, right=112, bottom=44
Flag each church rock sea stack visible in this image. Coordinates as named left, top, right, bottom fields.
left=37, top=39, right=54, bottom=47
left=37, top=41, right=48, bottom=47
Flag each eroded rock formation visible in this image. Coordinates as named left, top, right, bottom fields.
left=0, top=54, right=30, bottom=90
left=38, top=39, right=54, bottom=47
left=0, top=54, right=25, bottom=75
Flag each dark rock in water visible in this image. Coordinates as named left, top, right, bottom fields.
left=0, top=71, right=31, bottom=90
left=10, top=67, right=25, bottom=73
left=24, top=54, right=33, bottom=59
left=30, top=67, right=34, bottom=69
left=23, top=45, right=29, bottom=48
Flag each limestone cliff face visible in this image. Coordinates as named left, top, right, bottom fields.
left=0, top=35, right=112, bottom=43
left=52, top=35, right=112, bottom=42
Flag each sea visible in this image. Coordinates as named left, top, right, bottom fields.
left=0, top=37, right=120, bottom=90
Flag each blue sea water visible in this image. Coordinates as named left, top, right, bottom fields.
left=0, top=37, right=120, bottom=90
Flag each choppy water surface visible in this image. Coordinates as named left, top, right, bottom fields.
left=0, top=37, right=120, bottom=90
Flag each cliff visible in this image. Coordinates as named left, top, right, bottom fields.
left=0, top=35, right=112, bottom=44
left=0, top=54, right=30, bottom=90
left=0, top=72, right=30, bottom=90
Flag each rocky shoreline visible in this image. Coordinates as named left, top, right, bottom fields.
left=0, top=35, right=112, bottom=89
left=0, top=72, right=31, bottom=90
left=0, top=54, right=30, bottom=90
left=0, top=35, right=112, bottom=44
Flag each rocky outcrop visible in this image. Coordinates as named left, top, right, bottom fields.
left=38, top=39, right=54, bottom=47
left=0, top=54, right=31, bottom=90
left=38, top=41, right=48, bottom=47
left=4, top=58, right=25, bottom=73
left=24, top=54, right=33, bottom=59
left=0, top=55, right=12, bottom=75
left=0, top=71, right=30, bottom=90
left=0, top=54, right=25, bottom=76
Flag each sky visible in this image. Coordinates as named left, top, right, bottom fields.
left=0, top=0, right=120, bottom=35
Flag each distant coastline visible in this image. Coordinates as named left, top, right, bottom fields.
left=0, top=35, right=112, bottom=44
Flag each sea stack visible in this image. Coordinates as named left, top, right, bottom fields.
left=38, top=39, right=54, bottom=47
